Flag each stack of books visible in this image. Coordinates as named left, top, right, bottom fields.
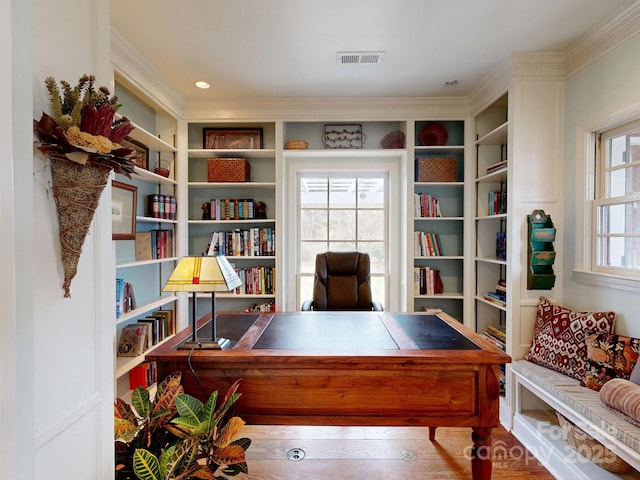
left=486, top=160, right=507, bottom=175
left=488, top=191, right=507, bottom=215
left=483, top=279, right=506, bottom=307
left=414, top=231, right=444, bottom=256
left=413, top=193, right=442, bottom=218
left=205, top=228, right=275, bottom=256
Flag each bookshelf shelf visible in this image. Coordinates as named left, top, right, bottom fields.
left=411, top=119, right=466, bottom=320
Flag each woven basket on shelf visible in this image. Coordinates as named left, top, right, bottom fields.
left=285, top=140, right=308, bottom=150
left=416, top=157, right=457, bottom=182
left=555, top=412, right=633, bottom=473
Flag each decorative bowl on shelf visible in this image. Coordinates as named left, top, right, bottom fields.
left=419, top=122, right=448, bottom=146
left=380, top=130, right=405, bottom=149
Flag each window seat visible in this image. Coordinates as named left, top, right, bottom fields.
left=510, top=359, right=640, bottom=480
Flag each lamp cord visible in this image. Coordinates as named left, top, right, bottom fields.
left=186, top=345, right=208, bottom=398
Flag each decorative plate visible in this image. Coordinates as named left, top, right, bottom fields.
left=380, top=131, right=405, bottom=149
left=419, top=123, right=448, bottom=146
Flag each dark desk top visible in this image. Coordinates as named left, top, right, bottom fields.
left=251, top=312, right=480, bottom=351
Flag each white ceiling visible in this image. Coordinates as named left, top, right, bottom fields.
left=110, top=0, right=633, bottom=101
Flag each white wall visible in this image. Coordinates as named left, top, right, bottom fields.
left=1, top=0, right=114, bottom=479
left=563, top=33, right=640, bottom=337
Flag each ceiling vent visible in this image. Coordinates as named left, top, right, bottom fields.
left=337, top=51, right=384, bottom=65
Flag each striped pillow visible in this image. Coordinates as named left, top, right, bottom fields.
left=600, top=378, right=640, bottom=427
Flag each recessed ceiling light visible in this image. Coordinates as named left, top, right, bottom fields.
left=444, top=80, right=458, bottom=86
left=195, top=81, right=210, bottom=89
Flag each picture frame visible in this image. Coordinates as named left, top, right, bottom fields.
left=203, top=128, right=263, bottom=149
left=120, top=137, right=149, bottom=170
left=112, top=181, right=137, bottom=240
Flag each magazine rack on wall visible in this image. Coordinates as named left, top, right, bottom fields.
left=527, top=209, right=556, bottom=290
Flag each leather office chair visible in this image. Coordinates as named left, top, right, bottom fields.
left=301, top=251, right=383, bottom=311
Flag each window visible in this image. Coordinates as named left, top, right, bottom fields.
left=298, top=174, right=387, bottom=307
left=594, top=119, right=640, bottom=277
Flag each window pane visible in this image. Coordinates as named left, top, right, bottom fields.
left=328, top=241, right=356, bottom=251
left=370, top=275, right=386, bottom=308
left=300, top=241, right=328, bottom=272
left=329, top=210, right=355, bottom=240
left=300, top=178, right=328, bottom=208
left=299, top=275, right=314, bottom=306
left=597, top=201, right=640, bottom=269
left=329, top=178, right=356, bottom=208
left=300, top=209, right=327, bottom=240
left=358, top=178, right=385, bottom=208
left=597, top=236, right=640, bottom=268
left=598, top=202, right=640, bottom=235
left=358, top=242, right=385, bottom=272
left=608, top=164, right=640, bottom=197
left=358, top=210, right=384, bottom=240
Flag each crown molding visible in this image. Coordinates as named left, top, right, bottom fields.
left=468, top=56, right=513, bottom=115
left=110, top=28, right=185, bottom=118
left=565, top=0, right=640, bottom=77
left=184, top=96, right=471, bottom=122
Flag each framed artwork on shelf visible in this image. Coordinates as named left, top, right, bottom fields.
left=112, top=181, right=137, bottom=240
left=203, top=128, right=263, bottom=149
left=120, top=137, right=149, bottom=170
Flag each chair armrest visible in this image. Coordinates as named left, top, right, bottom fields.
left=372, top=301, right=384, bottom=311
left=301, top=300, right=314, bottom=311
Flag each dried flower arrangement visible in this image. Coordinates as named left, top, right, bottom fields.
left=33, top=74, right=138, bottom=297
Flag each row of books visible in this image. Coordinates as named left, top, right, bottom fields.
left=205, top=228, right=275, bottom=256
left=129, top=361, right=158, bottom=390
left=205, top=198, right=260, bottom=220
left=488, top=191, right=507, bottom=215
left=414, top=231, right=445, bottom=256
left=135, top=230, right=175, bottom=261
left=115, top=278, right=136, bottom=318
left=413, top=267, right=444, bottom=295
left=413, top=193, right=443, bottom=218
left=233, top=266, right=276, bottom=295
left=486, top=160, right=507, bottom=175
left=117, top=309, right=175, bottom=357
left=483, top=278, right=507, bottom=307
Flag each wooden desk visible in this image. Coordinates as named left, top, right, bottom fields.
left=147, top=311, right=511, bottom=480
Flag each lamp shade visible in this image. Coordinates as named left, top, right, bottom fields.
left=162, top=256, right=242, bottom=293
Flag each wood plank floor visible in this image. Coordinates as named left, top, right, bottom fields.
left=235, top=425, right=556, bottom=479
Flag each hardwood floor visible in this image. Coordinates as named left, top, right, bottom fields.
left=235, top=424, right=555, bottom=479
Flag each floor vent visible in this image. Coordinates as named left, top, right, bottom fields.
left=337, top=51, right=384, bottom=65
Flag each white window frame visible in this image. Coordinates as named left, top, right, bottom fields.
left=283, top=155, right=405, bottom=311
left=574, top=104, right=640, bottom=292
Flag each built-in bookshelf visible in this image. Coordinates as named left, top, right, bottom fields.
left=187, top=122, right=277, bottom=313
left=473, top=94, right=508, bottom=350
left=412, top=120, right=466, bottom=320
left=113, top=82, right=180, bottom=399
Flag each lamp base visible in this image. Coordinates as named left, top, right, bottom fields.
left=178, top=337, right=231, bottom=350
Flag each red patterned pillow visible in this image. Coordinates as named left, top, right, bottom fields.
left=581, top=333, right=640, bottom=391
left=524, top=297, right=616, bottom=380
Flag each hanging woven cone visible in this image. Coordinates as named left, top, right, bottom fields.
left=50, top=157, right=111, bottom=298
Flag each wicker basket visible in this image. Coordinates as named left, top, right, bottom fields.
left=417, top=157, right=457, bottom=182
left=207, top=158, right=250, bottom=182
left=154, top=160, right=170, bottom=178
left=556, top=412, right=633, bottom=473
left=285, top=140, right=308, bottom=150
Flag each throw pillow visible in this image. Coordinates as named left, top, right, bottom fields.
left=582, top=333, right=640, bottom=391
left=600, top=378, right=640, bottom=428
left=630, top=359, right=640, bottom=385
left=524, top=297, right=616, bottom=380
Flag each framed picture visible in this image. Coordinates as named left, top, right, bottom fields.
left=120, top=137, right=149, bottom=170
left=203, top=128, right=263, bottom=149
left=112, top=181, right=137, bottom=240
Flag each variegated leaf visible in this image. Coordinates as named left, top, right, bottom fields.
left=214, top=417, right=245, bottom=448
left=133, top=448, right=162, bottom=480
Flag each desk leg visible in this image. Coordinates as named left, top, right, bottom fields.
left=471, top=427, right=492, bottom=480
left=428, top=426, right=437, bottom=441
